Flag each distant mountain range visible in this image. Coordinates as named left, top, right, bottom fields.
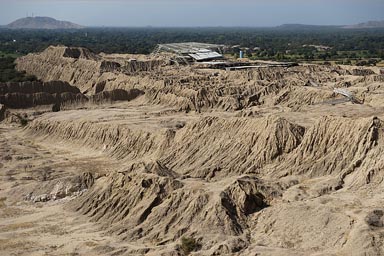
left=278, top=20, right=384, bottom=30
left=1, top=17, right=384, bottom=29
left=342, top=20, right=384, bottom=29
left=277, top=24, right=337, bottom=30
left=5, top=16, right=84, bottom=29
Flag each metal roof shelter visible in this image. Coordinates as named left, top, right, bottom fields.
left=189, top=51, right=223, bottom=61
left=152, top=42, right=225, bottom=64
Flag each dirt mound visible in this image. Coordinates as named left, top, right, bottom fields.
left=5, top=45, right=384, bottom=255
left=0, top=92, right=84, bottom=109
left=62, top=47, right=99, bottom=60
left=0, top=80, right=142, bottom=110
left=275, top=116, right=383, bottom=186
left=69, top=162, right=279, bottom=254
left=0, top=80, right=80, bottom=94
left=122, top=59, right=165, bottom=73
left=91, top=88, right=144, bottom=103
left=27, top=115, right=304, bottom=175
left=140, top=65, right=374, bottom=112
left=16, top=46, right=102, bottom=93
left=26, top=118, right=173, bottom=161
left=99, top=60, right=121, bottom=72
left=273, top=86, right=335, bottom=108
left=17, top=46, right=377, bottom=112
left=6, top=106, right=384, bottom=255
left=161, top=116, right=305, bottom=176
left=0, top=81, right=86, bottom=109
left=23, top=114, right=308, bottom=253
left=245, top=197, right=359, bottom=255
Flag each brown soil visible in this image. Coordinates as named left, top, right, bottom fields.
left=1, top=46, right=384, bottom=256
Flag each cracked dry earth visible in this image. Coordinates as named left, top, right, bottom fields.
left=1, top=46, right=384, bottom=255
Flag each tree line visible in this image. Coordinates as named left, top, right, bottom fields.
left=0, top=27, right=383, bottom=66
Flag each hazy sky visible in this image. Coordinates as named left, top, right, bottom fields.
left=0, top=0, right=383, bottom=27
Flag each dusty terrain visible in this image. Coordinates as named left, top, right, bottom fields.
left=1, top=46, right=384, bottom=255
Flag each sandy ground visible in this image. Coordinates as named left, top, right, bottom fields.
left=0, top=100, right=224, bottom=256
left=1, top=96, right=383, bottom=255
left=2, top=50, right=384, bottom=255
left=0, top=122, right=135, bottom=256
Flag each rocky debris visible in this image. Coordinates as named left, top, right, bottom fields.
left=32, top=193, right=51, bottom=202
left=25, top=172, right=94, bottom=203
left=29, top=190, right=88, bottom=203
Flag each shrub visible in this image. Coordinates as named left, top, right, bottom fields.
left=181, top=237, right=199, bottom=255
left=14, top=113, right=28, bottom=126
left=20, top=117, right=28, bottom=126
left=52, top=103, right=61, bottom=112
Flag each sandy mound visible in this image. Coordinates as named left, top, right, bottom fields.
left=2, top=45, right=384, bottom=256
left=161, top=116, right=304, bottom=176
left=275, top=116, right=383, bottom=183
left=17, top=46, right=383, bottom=112
left=62, top=47, right=99, bottom=60
left=90, top=88, right=144, bottom=103
left=22, top=113, right=381, bottom=255
left=19, top=104, right=384, bottom=255
left=0, top=80, right=86, bottom=109
left=69, top=162, right=280, bottom=255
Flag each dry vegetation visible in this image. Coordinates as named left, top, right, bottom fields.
left=0, top=46, right=384, bottom=255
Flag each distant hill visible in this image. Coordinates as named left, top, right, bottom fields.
left=276, top=24, right=339, bottom=30
left=343, top=20, right=384, bottom=29
left=6, top=16, right=84, bottom=29
left=277, top=21, right=384, bottom=30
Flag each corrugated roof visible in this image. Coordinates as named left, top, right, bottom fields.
left=188, top=52, right=222, bottom=61
left=156, top=42, right=224, bottom=54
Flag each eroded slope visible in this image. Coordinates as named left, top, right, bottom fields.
left=1, top=46, right=384, bottom=256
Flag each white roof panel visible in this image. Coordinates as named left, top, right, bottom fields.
left=188, top=52, right=222, bottom=61
left=156, top=42, right=224, bottom=54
